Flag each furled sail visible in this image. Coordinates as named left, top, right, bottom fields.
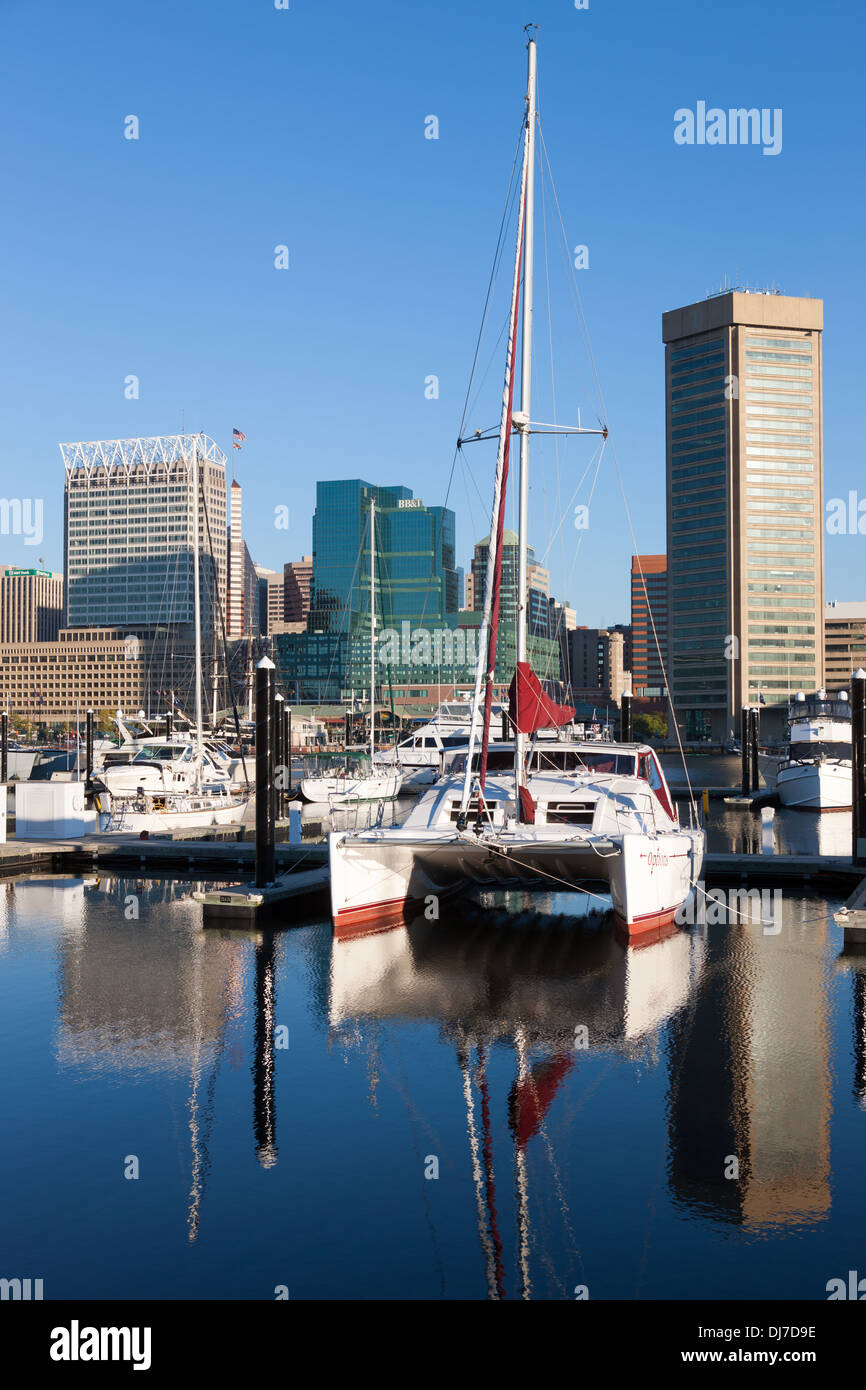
left=508, top=662, right=575, bottom=734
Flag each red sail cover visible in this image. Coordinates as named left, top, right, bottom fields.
left=509, top=662, right=575, bottom=734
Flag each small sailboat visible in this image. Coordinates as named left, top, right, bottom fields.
left=328, top=33, right=703, bottom=941
left=300, top=498, right=403, bottom=805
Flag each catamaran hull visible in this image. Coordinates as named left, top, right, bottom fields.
left=329, top=828, right=703, bottom=941
left=776, top=761, right=852, bottom=811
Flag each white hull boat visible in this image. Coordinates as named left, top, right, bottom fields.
left=98, top=785, right=249, bottom=834
left=770, top=690, right=853, bottom=811
left=776, top=759, right=852, bottom=811
left=330, top=741, right=703, bottom=942
left=300, top=768, right=403, bottom=805
left=328, top=36, right=704, bottom=946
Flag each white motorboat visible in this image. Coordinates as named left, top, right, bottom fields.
left=377, top=700, right=511, bottom=793
left=329, top=35, right=703, bottom=945
left=766, top=689, right=852, bottom=811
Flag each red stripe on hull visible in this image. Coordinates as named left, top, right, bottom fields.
left=332, top=894, right=428, bottom=939
left=614, top=905, right=681, bottom=948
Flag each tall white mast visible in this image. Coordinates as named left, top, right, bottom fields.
left=459, top=34, right=532, bottom=813
left=192, top=434, right=204, bottom=791
left=515, top=35, right=537, bottom=786
left=369, top=496, right=376, bottom=761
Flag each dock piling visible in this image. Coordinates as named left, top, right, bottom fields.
left=621, top=691, right=632, bottom=743
left=741, top=706, right=751, bottom=797
left=1, top=711, right=7, bottom=784
left=255, top=657, right=276, bottom=888
left=85, top=709, right=94, bottom=783
left=165, top=711, right=173, bottom=741
left=275, top=693, right=285, bottom=820
left=750, top=706, right=760, bottom=790
left=284, top=707, right=292, bottom=796
left=854, top=669, right=866, bottom=865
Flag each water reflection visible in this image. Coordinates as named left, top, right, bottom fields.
left=668, top=893, right=833, bottom=1231
left=0, top=870, right=852, bottom=1297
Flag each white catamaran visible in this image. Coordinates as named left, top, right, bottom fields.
left=328, top=34, right=703, bottom=943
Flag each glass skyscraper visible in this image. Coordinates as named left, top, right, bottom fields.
left=277, top=479, right=461, bottom=701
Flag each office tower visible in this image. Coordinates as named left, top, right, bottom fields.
left=471, top=534, right=550, bottom=637
left=568, top=627, right=631, bottom=706
left=62, top=434, right=227, bottom=636
left=307, top=480, right=457, bottom=634
left=226, top=480, right=260, bottom=639
left=284, top=556, right=313, bottom=623
left=227, top=482, right=244, bottom=637
left=824, top=601, right=866, bottom=688
left=255, top=567, right=286, bottom=636
left=274, top=480, right=463, bottom=702
left=463, top=570, right=476, bottom=612
left=664, top=292, right=824, bottom=740
left=0, top=565, right=63, bottom=643
left=631, top=555, right=668, bottom=699
left=549, top=597, right=577, bottom=684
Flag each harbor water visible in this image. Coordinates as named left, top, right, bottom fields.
left=0, top=756, right=863, bottom=1300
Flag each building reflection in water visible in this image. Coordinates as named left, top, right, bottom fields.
left=47, top=876, right=282, bottom=1238
left=667, top=893, right=833, bottom=1230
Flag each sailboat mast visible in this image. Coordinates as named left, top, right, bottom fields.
left=459, top=44, right=531, bottom=814
left=192, top=435, right=204, bottom=791
left=515, top=36, right=537, bottom=783
left=369, top=497, right=376, bottom=761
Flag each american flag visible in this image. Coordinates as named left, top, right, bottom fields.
left=232, top=428, right=246, bottom=449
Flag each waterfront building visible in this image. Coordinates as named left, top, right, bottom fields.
left=631, top=555, right=668, bottom=699
left=62, top=434, right=227, bottom=637
left=0, top=626, right=162, bottom=721
left=824, top=600, right=866, bottom=688
left=664, top=291, right=824, bottom=740
left=0, top=565, right=63, bottom=643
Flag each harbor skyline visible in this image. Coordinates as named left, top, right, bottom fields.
left=4, top=0, right=866, bottom=1341
left=0, top=0, right=863, bottom=626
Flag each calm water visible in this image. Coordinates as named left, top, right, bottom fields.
left=1, top=863, right=865, bottom=1301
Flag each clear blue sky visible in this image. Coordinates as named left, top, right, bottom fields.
left=1, top=0, right=863, bottom=625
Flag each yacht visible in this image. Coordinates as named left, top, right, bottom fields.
left=770, top=689, right=852, bottom=811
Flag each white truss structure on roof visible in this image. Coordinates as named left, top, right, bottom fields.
left=59, top=434, right=227, bottom=475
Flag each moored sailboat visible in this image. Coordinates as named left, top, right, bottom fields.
left=328, top=34, right=703, bottom=941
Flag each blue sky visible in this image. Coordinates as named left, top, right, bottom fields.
left=0, top=0, right=863, bottom=625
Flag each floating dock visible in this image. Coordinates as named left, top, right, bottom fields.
left=194, top=866, right=330, bottom=922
